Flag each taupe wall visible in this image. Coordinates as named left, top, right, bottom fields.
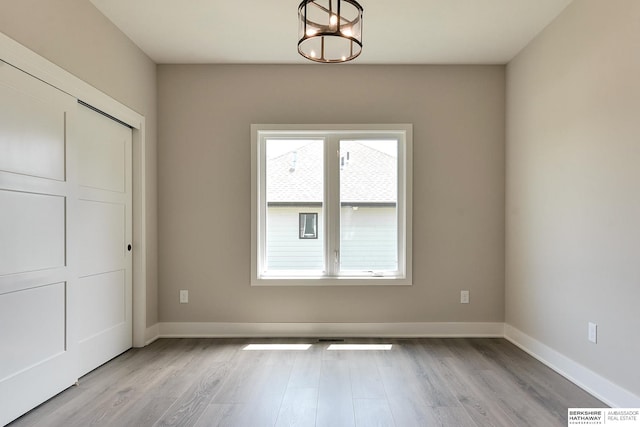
left=0, top=0, right=159, bottom=326
left=506, top=0, right=640, bottom=396
left=158, top=65, right=505, bottom=323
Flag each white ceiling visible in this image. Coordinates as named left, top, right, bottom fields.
left=90, top=0, right=572, bottom=64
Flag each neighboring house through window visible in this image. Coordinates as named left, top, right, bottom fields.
left=251, top=124, right=412, bottom=285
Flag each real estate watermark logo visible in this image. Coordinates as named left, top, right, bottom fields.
left=568, top=408, right=640, bottom=426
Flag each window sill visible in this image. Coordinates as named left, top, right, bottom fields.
left=251, top=276, right=413, bottom=287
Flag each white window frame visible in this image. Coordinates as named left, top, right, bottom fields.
left=251, top=124, right=413, bottom=286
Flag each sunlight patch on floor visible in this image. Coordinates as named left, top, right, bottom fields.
left=243, top=344, right=312, bottom=351
left=327, top=344, right=392, bottom=351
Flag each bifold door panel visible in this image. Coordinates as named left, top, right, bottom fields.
left=0, top=61, right=133, bottom=425
left=0, top=60, right=77, bottom=426
left=74, top=103, right=133, bottom=378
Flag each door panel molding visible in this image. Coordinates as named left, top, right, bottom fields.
left=0, top=31, right=148, bottom=425
left=0, top=59, right=78, bottom=427
left=1, top=32, right=146, bottom=349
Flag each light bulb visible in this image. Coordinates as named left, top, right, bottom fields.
left=306, top=28, right=317, bottom=36
left=341, top=27, right=353, bottom=37
left=310, top=50, right=317, bottom=58
left=329, top=14, right=338, bottom=25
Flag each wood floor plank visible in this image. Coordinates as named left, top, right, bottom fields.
left=354, top=398, right=395, bottom=427
left=442, top=338, right=496, bottom=371
left=384, top=394, right=441, bottom=427
left=286, top=343, right=322, bottom=389
left=274, top=387, right=318, bottom=427
left=121, top=341, right=238, bottom=425
left=417, top=338, right=456, bottom=359
left=445, top=339, right=562, bottom=426
left=205, top=345, right=294, bottom=426
left=99, top=344, right=214, bottom=426
left=211, top=352, right=292, bottom=405
left=14, top=339, right=193, bottom=427
left=199, top=398, right=281, bottom=427
left=378, top=364, right=440, bottom=426
left=192, top=403, right=240, bottom=427
left=470, top=339, right=604, bottom=423
left=316, top=359, right=355, bottom=427
left=153, top=362, right=231, bottom=427
left=8, top=338, right=607, bottom=427
left=476, top=369, right=563, bottom=427
left=437, top=356, right=519, bottom=427
left=392, top=339, right=460, bottom=407
left=349, top=351, right=387, bottom=399
left=434, top=406, right=478, bottom=427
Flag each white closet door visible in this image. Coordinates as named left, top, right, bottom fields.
left=73, top=103, right=133, bottom=377
left=0, top=61, right=78, bottom=426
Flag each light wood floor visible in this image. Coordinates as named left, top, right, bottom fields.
left=9, top=338, right=604, bottom=427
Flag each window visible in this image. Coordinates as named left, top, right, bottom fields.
left=299, top=213, right=318, bottom=239
left=251, top=124, right=412, bottom=285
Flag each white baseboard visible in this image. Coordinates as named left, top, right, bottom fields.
left=143, top=324, right=160, bottom=346
left=504, top=324, right=640, bottom=408
left=157, top=321, right=505, bottom=338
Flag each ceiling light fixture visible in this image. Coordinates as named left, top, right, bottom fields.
left=298, top=0, right=363, bottom=63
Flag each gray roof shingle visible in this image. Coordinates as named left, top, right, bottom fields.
left=267, top=141, right=397, bottom=204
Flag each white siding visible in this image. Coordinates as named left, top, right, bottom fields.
left=266, top=206, right=323, bottom=270
left=266, top=206, right=396, bottom=271
left=341, top=206, right=397, bottom=271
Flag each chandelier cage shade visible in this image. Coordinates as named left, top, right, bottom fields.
left=298, top=0, right=363, bottom=63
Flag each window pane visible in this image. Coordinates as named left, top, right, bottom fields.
left=339, top=140, right=398, bottom=272
left=265, top=139, right=324, bottom=271
left=299, top=212, right=318, bottom=239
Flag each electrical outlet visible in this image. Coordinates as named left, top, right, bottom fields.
left=179, top=290, right=189, bottom=304
left=460, top=290, right=470, bottom=304
left=588, top=322, right=597, bottom=343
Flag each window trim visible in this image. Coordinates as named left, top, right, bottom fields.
left=251, top=124, right=413, bottom=286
